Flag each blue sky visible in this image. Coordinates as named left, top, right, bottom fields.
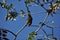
left=0, top=0, right=60, bottom=40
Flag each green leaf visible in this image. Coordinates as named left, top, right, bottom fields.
left=28, top=36, right=32, bottom=40
left=27, top=32, right=37, bottom=40
left=26, top=0, right=35, bottom=5
left=6, top=4, right=13, bottom=11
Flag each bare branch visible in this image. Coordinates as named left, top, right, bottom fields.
left=14, top=24, right=26, bottom=40
left=35, top=13, right=49, bottom=32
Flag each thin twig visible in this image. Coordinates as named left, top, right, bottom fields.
left=42, top=29, right=48, bottom=36
left=0, top=28, right=16, bottom=40
left=7, top=30, right=16, bottom=36
left=14, top=24, right=26, bottom=40
left=35, top=13, right=49, bottom=32
left=0, top=28, right=16, bottom=36
left=24, top=11, right=47, bottom=15
left=16, top=25, right=26, bottom=35
left=25, top=2, right=30, bottom=12
left=31, top=12, right=47, bottom=14
left=42, top=28, right=48, bottom=37
left=51, top=17, right=54, bottom=38
left=34, top=1, right=50, bottom=15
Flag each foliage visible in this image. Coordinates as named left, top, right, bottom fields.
left=27, top=32, right=37, bottom=40
left=0, top=28, right=9, bottom=40
left=0, top=0, right=60, bottom=40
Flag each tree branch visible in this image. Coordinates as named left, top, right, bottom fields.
left=0, top=28, right=16, bottom=36
left=35, top=13, right=49, bottom=32
left=14, top=24, right=26, bottom=40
